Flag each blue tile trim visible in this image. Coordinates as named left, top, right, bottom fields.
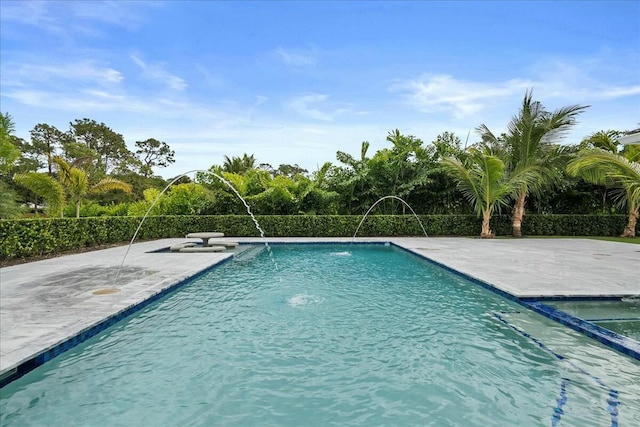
left=520, top=295, right=637, bottom=302
left=523, top=301, right=640, bottom=362
left=241, top=240, right=388, bottom=247
left=550, top=378, right=568, bottom=427
left=0, top=256, right=234, bottom=389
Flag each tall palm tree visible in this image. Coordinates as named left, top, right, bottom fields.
left=53, top=156, right=132, bottom=218
left=478, top=90, right=588, bottom=237
left=441, top=147, right=537, bottom=238
left=567, top=149, right=640, bottom=237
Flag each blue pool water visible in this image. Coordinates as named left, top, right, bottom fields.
left=1, top=244, right=639, bottom=426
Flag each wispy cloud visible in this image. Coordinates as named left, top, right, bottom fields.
left=4, top=89, right=151, bottom=113
left=131, top=53, right=187, bottom=91
left=392, top=54, right=640, bottom=119
left=286, top=94, right=352, bottom=121
left=390, top=74, right=532, bottom=118
left=527, top=56, right=640, bottom=103
left=1, top=61, right=124, bottom=89
left=0, top=0, right=156, bottom=36
left=598, top=86, right=640, bottom=99
left=274, top=47, right=318, bottom=67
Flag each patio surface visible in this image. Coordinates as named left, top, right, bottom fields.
left=1, top=236, right=639, bottom=380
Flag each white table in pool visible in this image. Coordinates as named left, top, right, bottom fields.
left=185, top=232, right=224, bottom=247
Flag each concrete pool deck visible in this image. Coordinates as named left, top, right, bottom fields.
left=1, top=236, right=639, bottom=381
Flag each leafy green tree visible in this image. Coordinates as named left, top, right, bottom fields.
left=68, top=118, right=132, bottom=175
left=335, top=141, right=371, bottom=213
left=0, top=181, right=23, bottom=218
left=109, top=171, right=168, bottom=201
left=135, top=138, right=175, bottom=177
left=29, top=123, right=69, bottom=174
left=128, top=188, right=166, bottom=217
left=477, top=90, right=587, bottom=237
left=53, top=156, right=132, bottom=218
left=1, top=113, right=26, bottom=218
left=275, top=163, right=308, bottom=178
left=312, top=162, right=333, bottom=190
left=417, top=132, right=471, bottom=214
left=567, top=149, right=640, bottom=237
left=384, top=129, right=431, bottom=205
left=294, top=173, right=340, bottom=214
left=163, top=183, right=213, bottom=215
left=432, top=131, right=466, bottom=160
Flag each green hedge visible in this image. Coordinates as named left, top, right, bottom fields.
left=0, top=214, right=634, bottom=260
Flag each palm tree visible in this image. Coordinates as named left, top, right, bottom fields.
left=441, top=148, right=509, bottom=238
left=53, top=156, right=132, bottom=218
left=580, top=130, right=621, bottom=153
left=478, top=90, right=588, bottom=237
left=14, top=172, right=66, bottom=217
left=441, top=146, right=540, bottom=238
left=222, top=153, right=256, bottom=174
left=567, top=149, right=640, bottom=237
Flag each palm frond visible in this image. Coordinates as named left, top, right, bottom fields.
left=90, top=177, right=132, bottom=195
left=14, top=172, right=66, bottom=217
left=568, top=149, right=640, bottom=212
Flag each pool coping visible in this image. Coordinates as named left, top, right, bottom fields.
left=1, top=237, right=639, bottom=388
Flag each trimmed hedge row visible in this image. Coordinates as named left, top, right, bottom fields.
left=0, top=214, right=634, bottom=260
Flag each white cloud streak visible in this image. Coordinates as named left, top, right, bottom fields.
left=130, top=53, right=187, bottom=91
left=286, top=94, right=352, bottom=121
left=390, top=74, right=533, bottom=118
left=2, top=61, right=124, bottom=87
left=391, top=55, right=640, bottom=120
left=274, top=47, right=318, bottom=66
left=0, top=0, right=156, bottom=35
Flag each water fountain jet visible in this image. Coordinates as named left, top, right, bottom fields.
left=112, top=169, right=277, bottom=287
left=352, top=195, right=432, bottom=248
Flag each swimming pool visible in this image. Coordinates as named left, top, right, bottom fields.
left=1, top=244, right=639, bottom=426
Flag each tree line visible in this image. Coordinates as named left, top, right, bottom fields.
left=1, top=90, right=639, bottom=237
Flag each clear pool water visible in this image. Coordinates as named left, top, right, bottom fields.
left=1, top=244, right=639, bottom=426
left=546, top=300, right=640, bottom=341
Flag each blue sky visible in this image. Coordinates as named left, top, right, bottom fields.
left=1, top=1, right=639, bottom=178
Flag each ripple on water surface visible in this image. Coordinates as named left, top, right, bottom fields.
left=1, top=244, right=639, bottom=426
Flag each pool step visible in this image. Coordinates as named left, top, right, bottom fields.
left=169, top=242, right=198, bottom=252
left=179, top=246, right=226, bottom=253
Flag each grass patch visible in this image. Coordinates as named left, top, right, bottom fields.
left=498, top=235, right=640, bottom=244
left=578, top=236, right=640, bottom=244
